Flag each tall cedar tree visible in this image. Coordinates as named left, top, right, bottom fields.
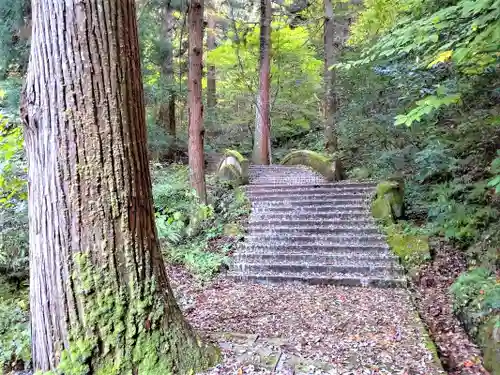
left=324, top=0, right=338, bottom=153
left=158, top=2, right=177, bottom=150
left=21, top=0, right=216, bottom=372
left=252, top=0, right=272, bottom=164
left=188, top=0, right=208, bottom=202
left=206, top=10, right=217, bottom=123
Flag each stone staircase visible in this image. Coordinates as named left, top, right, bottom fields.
left=228, top=164, right=405, bottom=287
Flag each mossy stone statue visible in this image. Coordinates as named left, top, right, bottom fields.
left=372, top=179, right=404, bottom=222
left=217, top=149, right=249, bottom=186
left=280, top=150, right=344, bottom=181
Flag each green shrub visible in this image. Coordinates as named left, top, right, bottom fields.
left=151, top=164, right=249, bottom=279
left=0, top=278, right=30, bottom=371
left=450, top=268, right=497, bottom=314
left=0, top=203, right=28, bottom=279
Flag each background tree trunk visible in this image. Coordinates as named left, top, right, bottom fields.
left=188, top=0, right=208, bottom=203
left=206, top=11, right=217, bottom=116
left=252, top=0, right=272, bottom=165
left=324, top=0, right=338, bottom=153
left=21, top=0, right=215, bottom=372
left=158, top=2, right=177, bottom=148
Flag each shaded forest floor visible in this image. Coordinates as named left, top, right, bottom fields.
left=167, top=263, right=489, bottom=375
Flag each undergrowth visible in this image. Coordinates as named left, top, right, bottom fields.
left=152, top=163, right=249, bottom=279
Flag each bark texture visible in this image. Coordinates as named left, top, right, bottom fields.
left=324, top=0, right=338, bottom=153
left=252, top=0, right=272, bottom=165
left=188, top=0, right=208, bottom=203
left=21, top=0, right=215, bottom=372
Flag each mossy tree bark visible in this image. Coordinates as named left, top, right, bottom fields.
left=188, top=0, right=208, bottom=203
left=21, top=0, right=215, bottom=372
left=324, top=0, right=338, bottom=153
left=252, top=0, right=272, bottom=165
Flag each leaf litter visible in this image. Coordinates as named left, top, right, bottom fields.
left=167, top=265, right=445, bottom=375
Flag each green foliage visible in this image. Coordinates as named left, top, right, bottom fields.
left=0, top=0, right=30, bottom=75
left=487, top=151, right=500, bottom=194
left=394, top=92, right=462, bottom=127
left=450, top=267, right=499, bottom=372
left=450, top=268, right=497, bottom=313
left=0, top=111, right=28, bottom=279
left=348, top=0, right=417, bottom=46
left=207, top=22, right=322, bottom=151
left=152, top=165, right=249, bottom=279
left=0, top=119, right=26, bottom=206
left=0, top=277, right=30, bottom=371
left=425, top=182, right=497, bottom=246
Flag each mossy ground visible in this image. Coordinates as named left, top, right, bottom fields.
left=384, top=224, right=431, bottom=269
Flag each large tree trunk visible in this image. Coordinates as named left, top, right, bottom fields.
left=252, top=0, right=272, bottom=165
left=188, top=0, right=208, bottom=203
left=158, top=3, right=177, bottom=146
left=21, top=1, right=216, bottom=372
left=206, top=12, right=217, bottom=116
left=324, top=0, right=338, bottom=153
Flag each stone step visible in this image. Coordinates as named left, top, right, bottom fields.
left=248, top=218, right=375, bottom=226
left=235, top=252, right=398, bottom=264
left=245, top=181, right=378, bottom=190
left=251, top=205, right=367, bottom=213
left=226, top=271, right=406, bottom=288
left=247, top=225, right=380, bottom=235
left=233, top=262, right=403, bottom=276
left=240, top=243, right=390, bottom=255
left=244, top=234, right=386, bottom=245
left=245, top=185, right=376, bottom=194
left=246, top=193, right=370, bottom=201
left=250, top=197, right=368, bottom=208
left=249, top=178, right=326, bottom=185
left=249, top=212, right=371, bottom=221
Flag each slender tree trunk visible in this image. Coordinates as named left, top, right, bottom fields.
left=21, top=1, right=216, bottom=372
left=188, top=0, right=208, bottom=203
left=252, top=0, right=272, bottom=165
left=206, top=12, right=217, bottom=115
left=324, top=0, right=338, bottom=153
left=158, top=3, right=177, bottom=146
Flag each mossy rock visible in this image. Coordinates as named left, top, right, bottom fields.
left=385, top=224, right=430, bottom=268
left=217, top=149, right=249, bottom=186
left=372, top=180, right=404, bottom=222
left=478, top=315, right=500, bottom=374
left=280, top=150, right=344, bottom=181
left=223, top=223, right=244, bottom=237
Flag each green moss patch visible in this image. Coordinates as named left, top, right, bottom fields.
left=280, top=150, right=343, bottom=181
left=385, top=224, right=431, bottom=268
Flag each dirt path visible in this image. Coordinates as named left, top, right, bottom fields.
left=168, top=266, right=444, bottom=375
